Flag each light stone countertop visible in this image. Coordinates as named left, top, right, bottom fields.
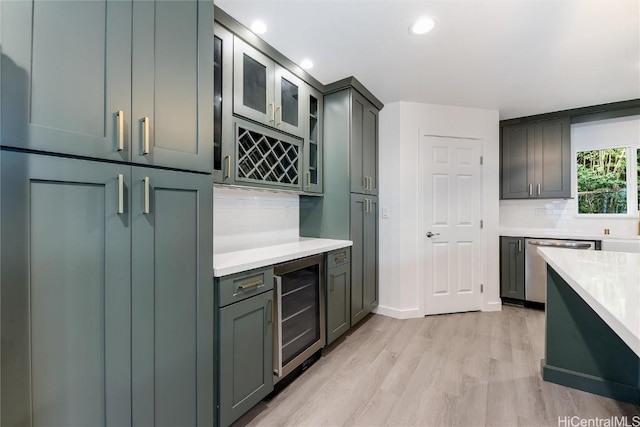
left=538, top=247, right=640, bottom=357
left=214, top=238, right=353, bottom=277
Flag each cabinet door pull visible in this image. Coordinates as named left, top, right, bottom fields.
left=537, top=183, right=541, bottom=196
left=143, top=177, right=150, bottom=214
left=528, top=184, right=533, bottom=197
left=224, top=155, right=231, bottom=180
left=306, top=171, right=311, bottom=188
left=142, top=116, right=150, bottom=155
left=116, top=110, right=124, bottom=151
left=117, top=174, right=124, bottom=214
left=518, top=239, right=522, bottom=253
left=269, top=102, right=275, bottom=123
left=275, top=105, right=282, bottom=126
left=267, top=299, right=274, bottom=324
left=238, top=279, right=263, bottom=290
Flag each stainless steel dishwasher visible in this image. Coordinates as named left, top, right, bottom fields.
left=525, top=239, right=596, bottom=304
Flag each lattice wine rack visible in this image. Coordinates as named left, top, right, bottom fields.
left=236, top=125, right=301, bottom=187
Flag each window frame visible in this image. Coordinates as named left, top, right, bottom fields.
left=571, top=116, right=640, bottom=219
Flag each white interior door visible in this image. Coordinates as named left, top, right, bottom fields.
left=421, top=135, right=483, bottom=315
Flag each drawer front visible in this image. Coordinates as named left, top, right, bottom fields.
left=327, top=248, right=351, bottom=270
left=217, top=267, right=274, bottom=307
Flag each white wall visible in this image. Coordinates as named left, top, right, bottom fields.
left=213, top=186, right=299, bottom=254
left=377, top=101, right=501, bottom=319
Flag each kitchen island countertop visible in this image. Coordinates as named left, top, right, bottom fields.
left=214, top=238, right=353, bottom=277
left=538, top=247, right=640, bottom=357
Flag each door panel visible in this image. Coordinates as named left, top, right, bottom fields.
left=219, top=292, right=273, bottom=427
left=274, top=66, right=304, bottom=137
left=422, top=135, right=483, bottom=315
left=363, top=104, right=379, bottom=195
left=501, top=125, right=533, bottom=199
left=350, top=195, right=366, bottom=325
left=327, top=262, right=350, bottom=344
left=131, top=167, right=214, bottom=426
left=535, top=118, right=571, bottom=198
left=233, top=37, right=275, bottom=127
left=0, top=0, right=132, bottom=161
left=364, top=197, right=378, bottom=311
left=350, top=94, right=366, bottom=193
left=1, top=151, right=131, bottom=426
left=132, top=0, right=213, bottom=172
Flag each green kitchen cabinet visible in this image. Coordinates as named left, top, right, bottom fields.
left=0, top=0, right=213, bottom=173
left=233, top=36, right=305, bottom=138
left=0, top=150, right=214, bottom=426
left=217, top=269, right=274, bottom=427
left=500, top=236, right=525, bottom=300
left=501, top=118, right=571, bottom=199
left=326, top=249, right=351, bottom=345
left=0, top=151, right=132, bottom=426
left=300, top=77, right=382, bottom=327
left=350, top=195, right=379, bottom=325
left=349, top=89, right=379, bottom=195
left=130, top=166, right=214, bottom=426
left=303, top=84, right=324, bottom=194
left=214, top=22, right=235, bottom=184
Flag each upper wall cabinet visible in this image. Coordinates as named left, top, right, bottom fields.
left=0, top=0, right=213, bottom=173
left=233, top=37, right=305, bottom=138
left=501, top=117, right=571, bottom=199
left=214, top=24, right=234, bottom=183
left=350, top=90, right=379, bottom=195
left=303, top=85, right=323, bottom=193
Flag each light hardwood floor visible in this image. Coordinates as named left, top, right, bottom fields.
left=234, top=306, right=640, bottom=427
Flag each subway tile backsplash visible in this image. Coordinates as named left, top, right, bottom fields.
left=499, top=199, right=639, bottom=237
left=214, top=187, right=299, bottom=253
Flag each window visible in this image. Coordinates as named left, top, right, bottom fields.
left=577, top=148, right=628, bottom=214
left=572, top=115, right=640, bottom=216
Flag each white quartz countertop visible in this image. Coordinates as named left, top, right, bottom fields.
left=214, top=238, right=353, bottom=277
left=500, top=227, right=640, bottom=242
left=538, top=247, right=640, bottom=357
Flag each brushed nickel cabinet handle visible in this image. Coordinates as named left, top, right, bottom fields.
left=142, top=116, right=150, bottom=155
left=117, top=174, right=124, bottom=214
left=143, top=177, right=150, bottom=215
left=275, top=105, right=282, bottom=126
left=267, top=299, right=274, bottom=324
left=518, top=239, right=522, bottom=253
left=528, top=184, right=533, bottom=197
left=269, top=102, right=275, bottom=123
left=116, top=110, right=124, bottom=151
left=224, top=155, right=231, bottom=180
left=537, top=183, right=541, bottom=196
left=238, top=279, right=263, bottom=290
left=306, top=171, right=311, bottom=188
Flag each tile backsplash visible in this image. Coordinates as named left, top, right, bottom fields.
left=214, top=186, right=299, bottom=253
left=499, top=199, right=639, bottom=237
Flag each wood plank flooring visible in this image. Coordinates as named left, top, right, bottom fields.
left=233, top=306, right=640, bottom=427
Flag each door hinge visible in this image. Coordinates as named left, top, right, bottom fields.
left=481, top=284, right=484, bottom=293
left=480, top=220, right=483, bottom=229
left=480, top=156, right=483, bottom=165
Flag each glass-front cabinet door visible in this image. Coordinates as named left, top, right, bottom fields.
left=274, top=67, right=304, bottom=137
left=213, top=24, right=234, bottom=183
left=303, top=85, right=323, bottom=193
left=233, top=36, right=304, bottom=138
left=233, top=37, right=275, bottom=128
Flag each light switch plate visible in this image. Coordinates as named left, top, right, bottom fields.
left=382, top=207, right=390, bottom=219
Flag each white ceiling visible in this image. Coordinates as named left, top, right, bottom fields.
left=215, top=0, right=640, bottom=119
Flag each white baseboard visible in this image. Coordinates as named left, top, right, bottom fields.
left=483, top=300, right=502, bottom=312
left=373, top=305, right=422, bottom=319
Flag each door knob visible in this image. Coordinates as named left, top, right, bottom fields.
left=426, top=231, right=440, bottom=238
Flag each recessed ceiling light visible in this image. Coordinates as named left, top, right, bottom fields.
left=250, top=20, right=267, bottom=35
left=300, top=59, right=314, bottom=70
left=409, top=16, right=435, bottom=35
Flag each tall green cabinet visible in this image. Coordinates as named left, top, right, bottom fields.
left=300, top=77, right=383, bottom=328
left=0, top=1, right=215, bottom=425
